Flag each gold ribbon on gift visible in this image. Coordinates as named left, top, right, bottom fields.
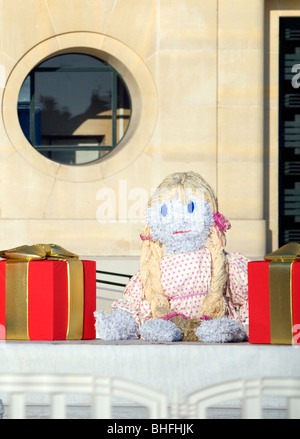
left=5, top=261, right=30, bottom=340
left=264, top=242, right=300, bottom=344
left=0, top=244, right=83, bottom=340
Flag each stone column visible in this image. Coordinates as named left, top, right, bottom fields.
left=217, top=0, right=266, bottom=257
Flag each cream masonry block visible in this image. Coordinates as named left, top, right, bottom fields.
left=1, top=0, right=56, bottom=60
left=156, top=51, right=217, bottom=108
left=45, top=179, right=107, bottom=220
left=268, top=51, right=279, bottom=110
left=148, top=107, right=217, bottom=162
left=106, top=0, right=158, bottom=60
left=108, top=152, right=155, bottom=194
left=0, top=57, right=15, bottom=161
left=159, top=0, right=217, bottom=50
left=0, top=219, right=143, bottom=256
left=268, top=219, right=279, bottom=253
left=47, top=0, right=158, bottom=61
left=102, top=152, right=158, bottom=195
left=96, top=176, right=149, bottom=225
left=218, top=107, right=263, bottom=162
left=0, top=153, right=55, bottom=219
left=0, top=53, right=17, bottom=87
left=219, top=0, right=264, bottom=50
left=126, top=60, right=159, bottom=110
left=0, top=121, right=14, bottom=161
left=37, top=220, right=142, bottom=256
left=19, top=36, right=61, bottom=73
left=45, top=0, right=114, bottom=35
left=0, top=220, right=32, bottom=250
left=268, top=108, right=279, bottom=164
left=55, top=32, right=103, bottom=56
left=266, top=162, right=278, bottom=222
left=54, top=162, right=103, bottom=183
left=218, top=49, right=264, bottom=108
left=226, top=220, right=267, bottom=259
left=217, top=162, right=264, bottom=220
left=268, top=9, right=280, bottom=55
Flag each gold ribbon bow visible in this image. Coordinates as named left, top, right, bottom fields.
left=265, top=242, right=300, bottom=263
left=0, top=243, right=79, bottom=261
left=1, top=244, right=84, bottom=340
left=264, top=242, right=300, bottom=344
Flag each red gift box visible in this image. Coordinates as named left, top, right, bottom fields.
left=0, top=259, right=96, bottom=340
left=248, top=243, right=300, bottom=344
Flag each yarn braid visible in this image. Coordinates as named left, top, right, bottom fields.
left=140, top=224, right=169, bottom=318
left=199, top=224, right=228, bottom=318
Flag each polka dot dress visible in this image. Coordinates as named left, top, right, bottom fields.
left=111, top=248, right=249, bottom=326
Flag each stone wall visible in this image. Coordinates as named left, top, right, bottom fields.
left=0, top=0, right=295, bottom=258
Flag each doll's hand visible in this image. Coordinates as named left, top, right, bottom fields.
left=151, top=294, right=170, bottom=318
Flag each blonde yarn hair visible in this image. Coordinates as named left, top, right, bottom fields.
left=140, top=172, right=229, bottom=319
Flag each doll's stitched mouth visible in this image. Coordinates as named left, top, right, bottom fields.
left=173, top=230, right=192, bottom=235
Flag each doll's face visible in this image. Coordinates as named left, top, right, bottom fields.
left=146, top=192, right=214, bottom=254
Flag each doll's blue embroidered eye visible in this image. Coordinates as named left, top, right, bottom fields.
left=161, top=204, right=168, bottom=217
left=187, top=201, right=195, bottom=213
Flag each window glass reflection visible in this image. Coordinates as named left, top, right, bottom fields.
left=18, top=54, right=131, bottom=165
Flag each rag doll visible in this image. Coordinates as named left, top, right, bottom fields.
left=95, top=172, right=249, bottom=343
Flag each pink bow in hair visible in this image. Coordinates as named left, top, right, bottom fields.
left=213, top=212, right=231, bottom=233
left=140, top=234, right=153, bottom=241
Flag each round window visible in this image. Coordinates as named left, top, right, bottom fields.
left=17, top=53, right=131, bottom=165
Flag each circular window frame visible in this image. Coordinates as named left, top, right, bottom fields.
left=17, top=52, right=133, bottom=166
left=2, top=32, right=158, bottom=182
